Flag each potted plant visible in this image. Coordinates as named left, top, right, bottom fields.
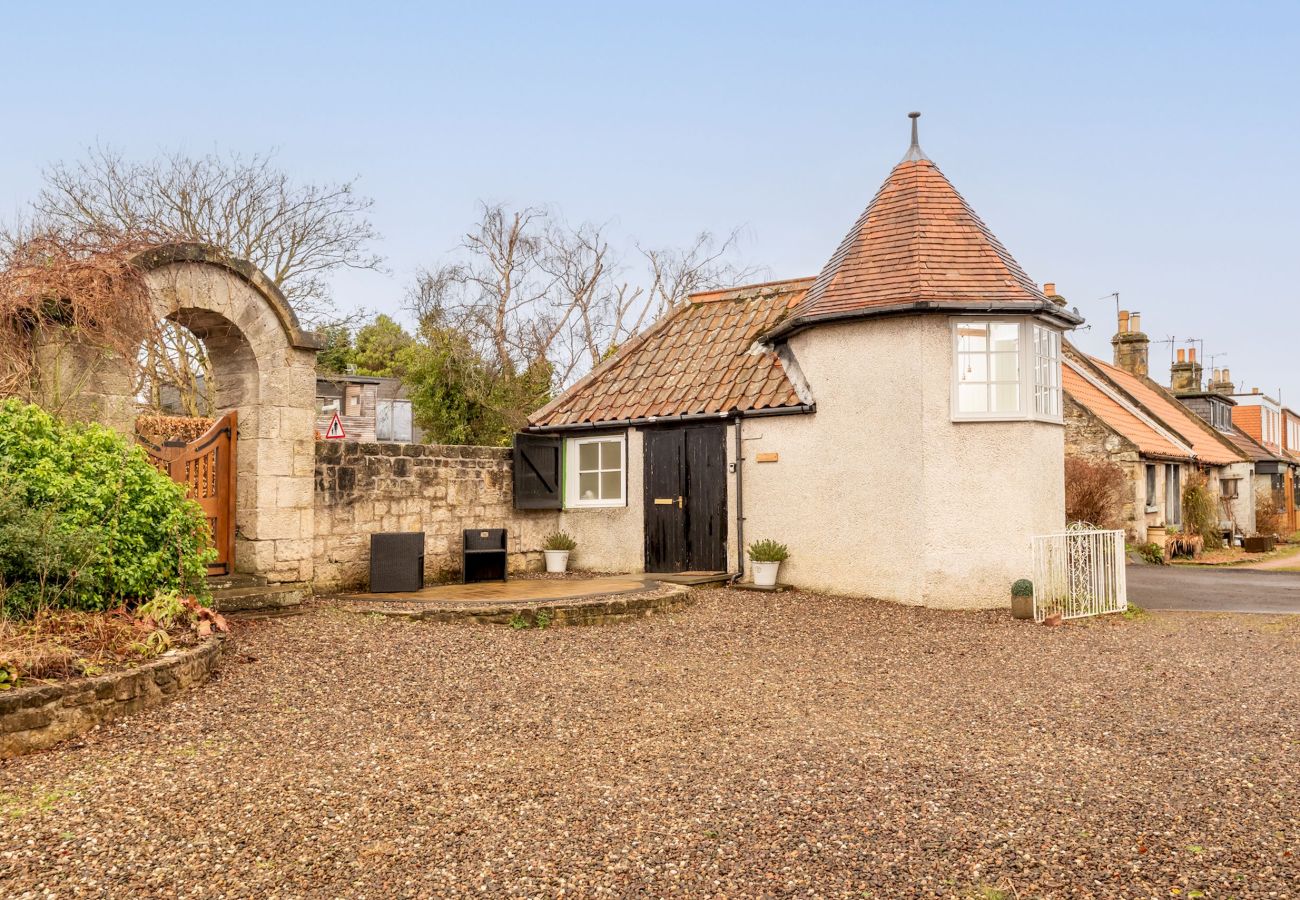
left=747, top=539, right=789, bottom=588
left=542, top=532, right=577, bottom=574
left=1010, top=578, right=1034, bottom=620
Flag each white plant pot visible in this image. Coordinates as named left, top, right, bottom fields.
left=751, top=560, right=781, bottom=587
left=544, top=550, right=570, bottom=574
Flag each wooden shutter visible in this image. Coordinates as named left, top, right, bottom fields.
left=513, top=433, right=562, bottom=509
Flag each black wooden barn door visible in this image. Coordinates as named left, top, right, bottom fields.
left=643, top=424, right=727, bottom=573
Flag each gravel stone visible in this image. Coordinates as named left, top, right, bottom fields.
left=0, top=590, right=1295, bottom=898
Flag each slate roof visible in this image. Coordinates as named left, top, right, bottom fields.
left=529, top=279, right=812, bottom=429
left=768, top=150, right=1082, bottom=339
left=1225, top=425, right=1277, bottom=464
left=1063, top=359, right=1192, bottom=460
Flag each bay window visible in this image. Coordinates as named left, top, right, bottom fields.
left=952, top=318, right=1062, bottom=422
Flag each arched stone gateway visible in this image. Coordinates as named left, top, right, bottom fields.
left=77, top=244, right=323, bottom=585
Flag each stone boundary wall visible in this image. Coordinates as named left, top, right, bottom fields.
left=314, top=441, right=559, bottom=591
left=0, top=637, right=225, bottom=759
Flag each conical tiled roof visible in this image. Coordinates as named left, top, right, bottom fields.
left=768, top=126, right=1080, bottom=339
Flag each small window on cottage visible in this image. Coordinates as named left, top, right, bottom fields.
left=955, top=321, right=1020, bottom=415
left=316, top=397, right=341, bottom=417
left=1221, top=478, right=1240, bottom=500
left=1032, top=324, right=1062, bottom=418
left=1145, top=464, right=1158, bottom=512
left=565, top=435, right=625, bottom=508
left=952, top=319, right=1062, bottom=422
left=1165, top=464, right=1182, bottom=525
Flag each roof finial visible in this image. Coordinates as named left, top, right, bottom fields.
left=901, top=111, right=928, bottom=163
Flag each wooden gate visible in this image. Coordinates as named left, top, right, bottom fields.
left=138, top=412, right=238, bottom=576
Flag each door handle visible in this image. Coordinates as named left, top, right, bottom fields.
left=677, top=495, right=684, bottom=509
left=654, top=498, right=674, bottom=506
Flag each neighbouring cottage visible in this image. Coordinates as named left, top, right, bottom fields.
left=1062, top=313, right=1251, bottom=543
left=1223, top=381, right=1299, bottom=533
left=513, top=115, right=1083, bottom=609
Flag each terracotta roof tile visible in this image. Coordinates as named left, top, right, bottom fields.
left=530, top=278, right=814, bottom=428
left=773, top=158, right=1077, bottom=336
left=1085, top=357, right=1244, bottom=466
left=1063, top=361, right=1192, bottom=460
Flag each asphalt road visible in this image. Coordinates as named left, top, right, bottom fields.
left=1127, top=564, right=1300, bottom=614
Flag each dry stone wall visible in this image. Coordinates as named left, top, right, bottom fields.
left=314, top=441, right=559, bottom=590
left=0, top=638, right=224, bottom=759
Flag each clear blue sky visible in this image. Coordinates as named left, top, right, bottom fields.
left=3, top=2, right=1297, bottom=402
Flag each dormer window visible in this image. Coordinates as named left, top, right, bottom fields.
left=952, top=318, right=1062, bottom=423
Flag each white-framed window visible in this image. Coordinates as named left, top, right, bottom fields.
left=952, top=318, right=1062, bottom=422
left=1165, top=464, right=1182, bottom=526
left=1032, top=324, right=1062, bottom=418
left=316, top=396, right=341, bottom=417
left=564, top=434, right=625, bottom=508
left=376, top=399, right=413, bottom=443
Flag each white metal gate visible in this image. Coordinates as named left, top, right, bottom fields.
left=1031, top=524, right=1127, bottom=622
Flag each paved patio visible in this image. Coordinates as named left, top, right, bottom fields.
left=344, top=574, right=652, bottom=605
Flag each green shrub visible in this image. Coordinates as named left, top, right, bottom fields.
left=1010, top=578, right=1034, bottom=597
left=0, top=400, right=213, bottom=616
left=1181, top=471, right=1224, bottom=551
left=747, top=539, right=789, bottom=563
left=542, top=531, right=577, bottom=552
left=1127, top=541, right=1166, bottom=566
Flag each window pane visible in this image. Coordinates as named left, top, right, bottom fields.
left=578, top=441, right=599, bottom=471
left=578, top=471, right=599, bottom=500
left=600, top=439, right=621, bottom=469
left=992, top=382, right=1020, bottom=412
left=957, top=323, right=989, bottom=352
left=990, top=322, right=1019, bottom=350
left=958, top=353, right=987, bottom=383
left=600, top=470, right=622, bottom=500
left=991, top=351, right=1019, bottom=382
left=958, top=383, right=987, bottom=412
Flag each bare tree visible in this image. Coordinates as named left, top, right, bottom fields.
left=30, top=147, right=384, bottom=414
left=409, top=203, right=755, bottom=390
left=35, top=146, right=384, bottom=326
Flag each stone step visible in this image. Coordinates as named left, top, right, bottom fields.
left=211, top=582, right=309, bottom=613
left=207, top=572, right=269, bottom=591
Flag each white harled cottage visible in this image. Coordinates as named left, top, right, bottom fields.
left=515, top=115, right=1083, bottom=608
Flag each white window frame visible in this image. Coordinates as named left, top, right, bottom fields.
left=950, top=317, right=1063, bottom=423
left=564, top=434, right=627, bottom=509
left=316, top=396, right=341, bottom=417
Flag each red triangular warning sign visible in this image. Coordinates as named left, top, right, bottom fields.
left=324, top=411, right=347, bottom=439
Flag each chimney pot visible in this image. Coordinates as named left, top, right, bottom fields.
left=1118, top=310, right=1130, bottom=333
left=1223, top=368, right=1231, bottom=383
left=1253, top=387, right=1260, bottom=394
left=1043, top=282, right=1056, bottom=296
left=1130, top=312, right=1142, bottom=332
left=1188, top=347, right=1196, bottom=363
left=1177, top=348, right=1186, bottom=363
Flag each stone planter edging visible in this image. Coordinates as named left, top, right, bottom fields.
left=0, top=636, right=226, bottom=760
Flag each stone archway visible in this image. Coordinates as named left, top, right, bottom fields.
left=77, top=244, right=323, bottom=584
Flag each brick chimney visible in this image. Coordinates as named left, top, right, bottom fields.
left=1208, top=367, right=1234, bottom=395
left=1170, top=347, right=1203, bottom=393
left=1042, top=282, right=1066, bottom=307
left=1111, top=309, right=1149, bottom=377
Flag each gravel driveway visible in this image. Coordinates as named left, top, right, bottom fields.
left=1, top=592, right=1296, bottom=898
